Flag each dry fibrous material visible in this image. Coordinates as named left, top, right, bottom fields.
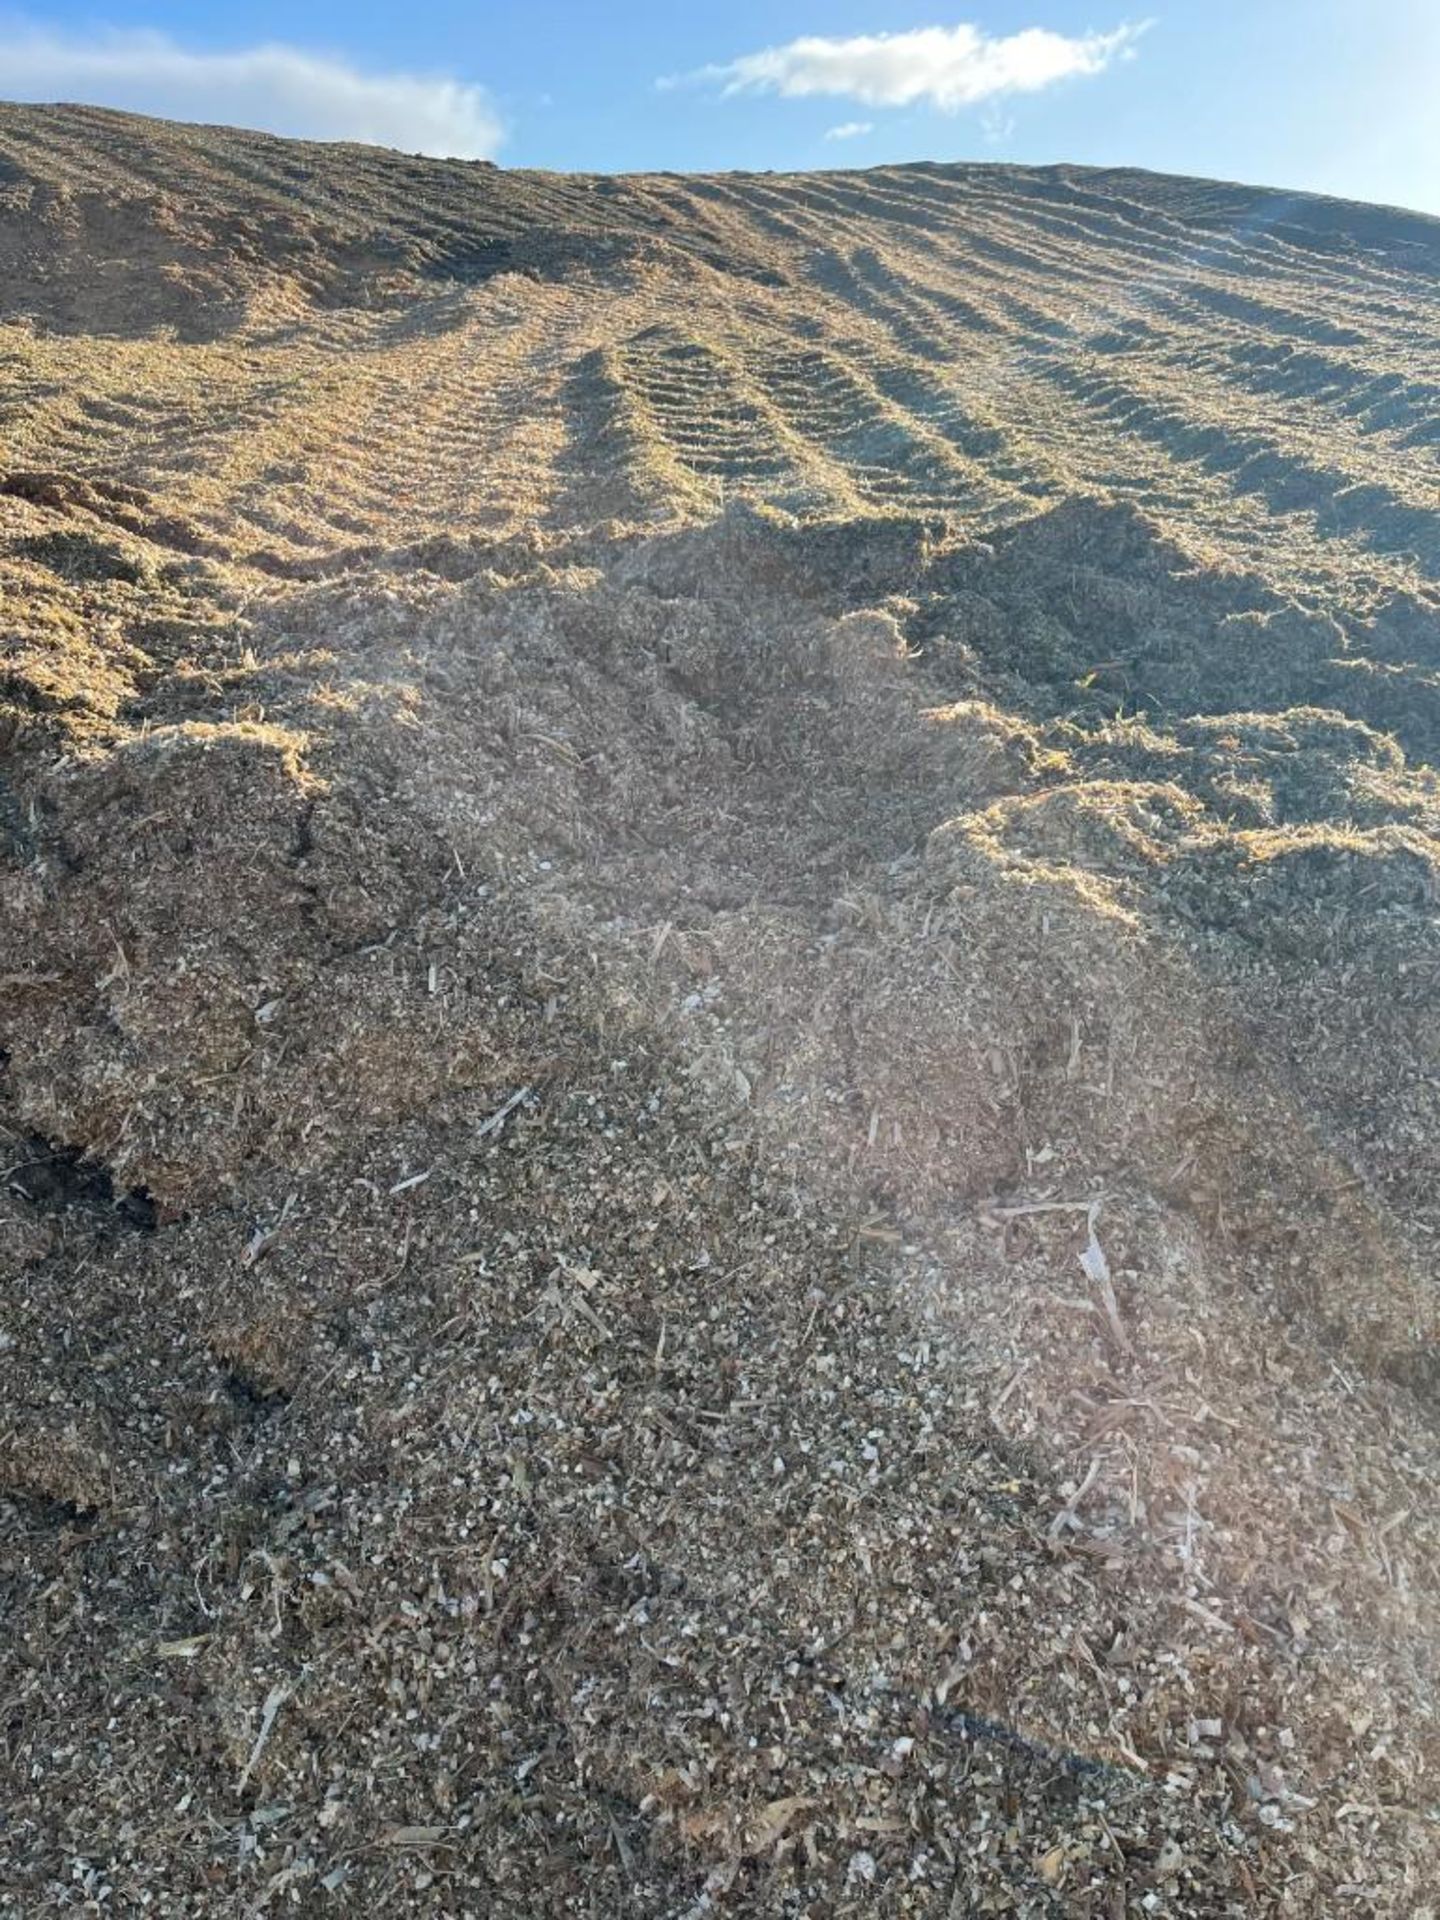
left=2, top=105, right=1440, bottom=1917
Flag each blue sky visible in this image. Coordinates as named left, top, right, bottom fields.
left=3, top=3, right=1438, bottom=215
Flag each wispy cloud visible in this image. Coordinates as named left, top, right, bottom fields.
left=668, top=19, right=1149, bottom=113
left=0, top=25, right=503, bottom=158
left=824, top=120, right=875, bottom=142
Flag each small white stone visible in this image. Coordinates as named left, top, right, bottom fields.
left=845, top=1850, right=877, bottom=1889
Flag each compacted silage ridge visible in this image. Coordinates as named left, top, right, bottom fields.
left=2, top=105, right=1440, bottom=1915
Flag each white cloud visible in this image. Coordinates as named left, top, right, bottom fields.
left=824, top=120, right=875, bottom=141
left=0, top=25, right=503, bottom=158
left=672, top=19, right=1149, bottom=113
